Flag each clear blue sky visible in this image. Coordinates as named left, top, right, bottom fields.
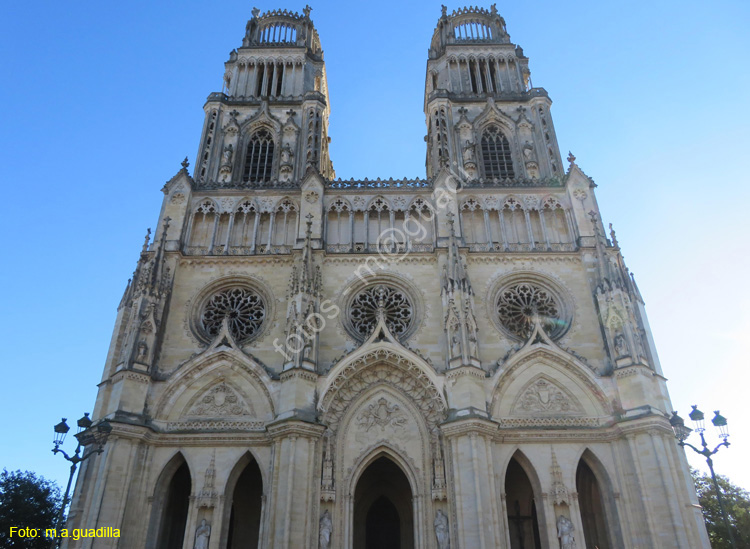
left=1, top=0, right=749, bottom=493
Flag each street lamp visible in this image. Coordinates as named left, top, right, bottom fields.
left=50, top=414, right=112, bottom=548
left=670, top=406, right=736, bottom=549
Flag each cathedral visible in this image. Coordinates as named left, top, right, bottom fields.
left=66, top=5, right=710, bottom=549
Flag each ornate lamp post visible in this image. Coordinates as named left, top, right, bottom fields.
left=670, top=406, right=736, bottom=549
left=50, top=414, right=112, bottom=548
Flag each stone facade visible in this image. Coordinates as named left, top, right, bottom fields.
left=65, top=5, right=710, bottom=549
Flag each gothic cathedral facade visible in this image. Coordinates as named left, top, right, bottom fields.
left=66, top=6, right=710, bottom=549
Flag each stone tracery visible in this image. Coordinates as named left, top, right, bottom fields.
left=201, top=287, right=266, bottom=342
left=348, top=285, right=414, bottom=340
left=496, top=282, right=561, bottom=339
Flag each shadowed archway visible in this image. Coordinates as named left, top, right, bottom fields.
left=154, top=458, right=191, bottom=549
left=223, top=453, right=263, bottom=549
left=505, top=457, right=541, bottom=549
left=353, top=456, right=414, bottom=549
left=577, top=459, right=611, bottom=549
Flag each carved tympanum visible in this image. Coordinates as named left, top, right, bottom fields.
left=357, top=397, right=407, bottom=431
left=514, top=379, right=573, bottom=414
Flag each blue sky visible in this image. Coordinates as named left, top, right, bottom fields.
left=1, top=0, right=749, bottom=493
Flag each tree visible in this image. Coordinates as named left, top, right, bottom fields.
left=692, top=467, right=750, bottom=548
left=0, top=469, right=62, bottom=548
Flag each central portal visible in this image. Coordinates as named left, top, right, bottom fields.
left=353, top=456, right=414, bottom=549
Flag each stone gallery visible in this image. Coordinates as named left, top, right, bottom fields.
left=65, top=5, right=710, bottom=548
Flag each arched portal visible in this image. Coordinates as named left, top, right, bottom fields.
left=353, top=456, right=414, bottom=549
left=156, top=461, right=191, bottom=549
left=226, top=456, right=263, bottom=549
left=576, top=459, right=611, bottom=549
left=505, top=457, right=541, bottom=549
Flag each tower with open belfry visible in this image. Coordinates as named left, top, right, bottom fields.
left=65, top=5, right=710, bottom=548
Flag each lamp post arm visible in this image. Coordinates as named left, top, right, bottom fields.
left=711, top=441, right=730, bottom=455
left=679, top=440, right=704, bottom=456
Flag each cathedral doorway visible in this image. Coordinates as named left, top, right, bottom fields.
left=155, top=460, right=191, bottom=549
left=505, top=457, right=542, bottom=549
left=353, top=456, right=414, bottom=549
left=576, top=459, right=611, bottom=549
left=225, top=455, right=263, bottom=549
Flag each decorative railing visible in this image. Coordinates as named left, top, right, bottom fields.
left=326, top=243, right=435, bottom=254
left=463, top=176, right=563, bottom=188
left=467, top=242, right=576, bottom=253
left=184, top=245, right=293, bottom=256
left=327, top=178, right=432, bottom=190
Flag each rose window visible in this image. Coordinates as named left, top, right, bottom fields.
left=349, top=285, right=414, bottom=339
left=496, top=283, right=562, bottom=339
left=201, top=287, right=266, bottom=342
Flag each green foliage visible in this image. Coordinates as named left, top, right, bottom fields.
left=692, top=467, right=750, bottom=548
left=0, top=469, right=62, bottom=548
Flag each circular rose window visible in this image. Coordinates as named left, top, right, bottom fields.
left=200, top=287, right=266, bottom=343
left=348, top=284, right=414, bottom=339
left=495, top=282, right=565, bottom=340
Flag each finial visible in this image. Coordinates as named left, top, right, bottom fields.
left=441, top=5, right=447, bottom=17
left=142, top=228, right=151, bottom=253
left=181, top=157, right=189, bottom=169
left=491, top=3, right=498, bottom=15
left=588, top=211, right=598, bottom=223
left=567, top=151, right=576, bottom=164
left=305, top=213, right=313, bottom=236
left=303, top=5, right=312, bottom=17
left=609, top=223, right=619, bottom=247
left=251, top=7, right=260, bottom=18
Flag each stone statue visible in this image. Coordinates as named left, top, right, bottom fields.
left=281, top=143, right=294, bottom=164
left=556, top=515, right=576, bottom=549
left=319, top=509, right=332, bottom=549
left=194, top=519, right=210, bottom=549
left=614, top=333, right=627, bottom=357
left=222, top=144, right=233, bottom=164
left=462, top=141, right=475, bottom=163
left=523, top=141, right=536, bottom=160
left=434, top=509, right=450, bottom=549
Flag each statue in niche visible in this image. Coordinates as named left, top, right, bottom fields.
left=462, top=141, right=475, bottom=163
left=434, top=510, right=450, bottom=549
left=281, top=143, right=294, bottom=165
left=319, top=509, right=332, bottom=549
left=136, top=341, right=148, bottom=361
left=222, top=144, right=233, bottom=165
left=614, top=333, right=628, bottom=357
left=194, top=519, right=211, bottom=549
left=556, top=515, right=576, bottom=549
left=523, top=141, right=536, bottom=161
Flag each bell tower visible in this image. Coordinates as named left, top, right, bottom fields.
left=425, top=4, right=563, bottom=182
left=196, top=6, right=334, bottom=188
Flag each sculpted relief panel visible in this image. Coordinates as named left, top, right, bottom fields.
left=510, top=376, right=583, bottom=416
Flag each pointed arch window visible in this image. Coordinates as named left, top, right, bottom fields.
left=481, top=125, right=514, bottom=179
left=243, top=129, right=275, bottom=183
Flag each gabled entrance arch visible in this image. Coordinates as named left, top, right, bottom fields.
left=353, top=456, right=414, bottom=549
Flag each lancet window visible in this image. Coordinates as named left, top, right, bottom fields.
left=325, top=198, right=353, bottom=251
left=458, top=196, right=574, bottom=252
left=186, top=198, right=296, bottom=255
left=243, top=129, right=275, bottom=183
left=325, top=197, right=436, bottom=253
left=432, top=107, right=450, bottom=166
left=481, top=125, right=514, bottom=179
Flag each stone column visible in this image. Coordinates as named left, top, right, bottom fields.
left=442, top=419, right=502, bottom=549
left=265, top=420, right=325, bottom=549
